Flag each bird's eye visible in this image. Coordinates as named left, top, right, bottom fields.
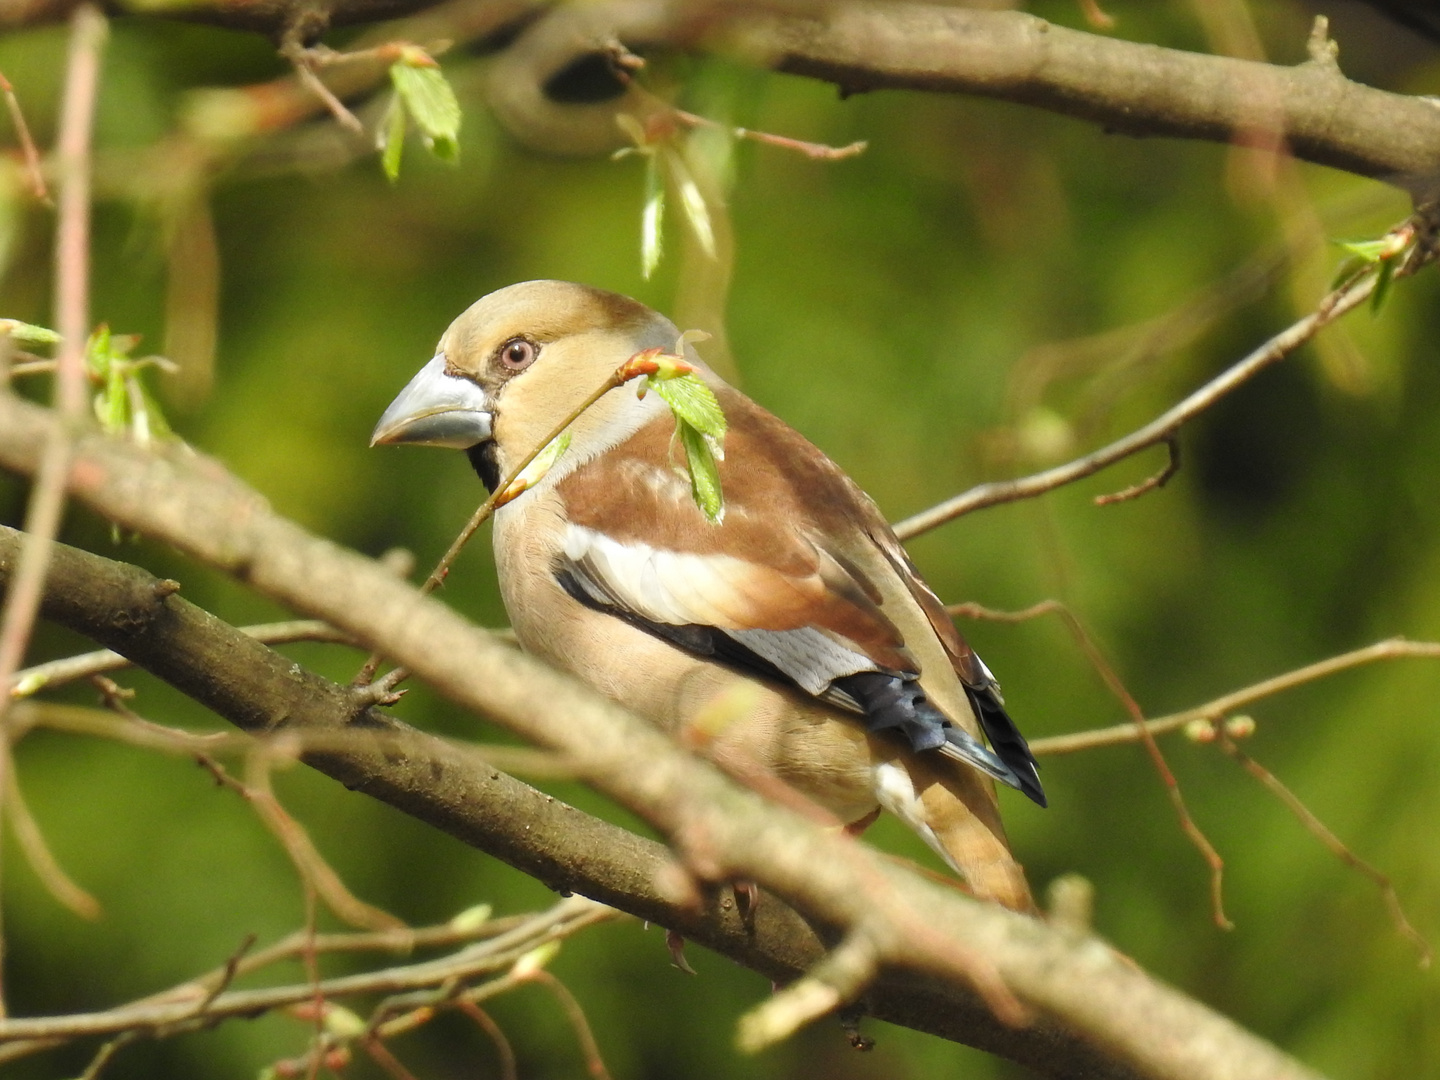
left=499, top=337, right=538, bottom=372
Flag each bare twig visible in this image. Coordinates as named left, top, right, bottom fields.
left=0, top=71, right=48, bottom=202
left=0, top=742, right=100, bottom=919
left=1029, top=638, right=1440, bottom=756
left=0, top=896, right=614, bottom=1052
left=8, top=619, right=350, bottom=698
left=894, top=247, right=1412, bottom=540
left=523, top=970, right=614, bottom=1080
left=455, top=999, right=518, bottom=1080
left=240, top=750, right=407, bottom=933
left=0, top=3, right=107, bottom=1019
left=1092, top=437, right=1180, bottom=507
left=1217, top=734, right=1432, bottom=967
left=953, top=600, right=1232, bottom=928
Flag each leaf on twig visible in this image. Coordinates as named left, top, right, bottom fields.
left=0, top=318, right=60, bottom=346
left=390, top=50, right=461, bottom=162
left=85, top=325, right=176, bottom=446
left=378, top=93, right=407, bottom=182
left=663, top=147, right=716, bottom=259
left=642, top=336, right=726, bottom=523
left=1331, top=225, right=1416, bottom=315
left=641, top=153, right=665, bottom=280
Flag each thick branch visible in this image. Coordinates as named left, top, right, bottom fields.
left=12, top=1, right=1439, bottom=196
left=0, top=392, right=1329, bottom=1080
left=0, top=522, right=1122, bottom=1077
left=741, top=4, right=1440, bottom=195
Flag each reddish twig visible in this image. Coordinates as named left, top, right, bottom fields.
left=0, top=71, right=49, bottom=202
left=0, top=742, right=100, bottom=919
left=1217, top=734, right=1431, bottom=967
left=523, top=970, right=614, bottom=1080
left=361, top=1036, right=422, bottom=1080
left=0, top=3, right=107, bottom=1019
left=455, top=999, right=518, bottom=1080
left=953, top=600, right=1233, bottom=929
left=355, top=349, right=693, bottom=688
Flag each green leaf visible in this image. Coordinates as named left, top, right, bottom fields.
left=651, top=372, right=726, bottom=439
left=1334, top=238, right=1391, bottom=264
left=678, top=421, right=724, bottom=524
left=1330, top=254, right=1367, bottom=290
left=85, top=324, right=113, bottom=379
left=0, top=319, right=60, bottom=346
left=641, top=154, right=665, bottom=279
left=663, top=148, right=715, bottom=259
left=1371, top=257, right=1396, bottom=315
left=97, top=361, right=127, bottom=436
left=379, top=93, right=406, bottom=182
left=390, top=60, right=460, bottom=163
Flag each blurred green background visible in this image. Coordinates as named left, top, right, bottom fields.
left=1, top=1, right=1438, bottom=1077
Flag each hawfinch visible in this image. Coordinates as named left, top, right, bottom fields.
left=373, top=281, right=1044, bottom=911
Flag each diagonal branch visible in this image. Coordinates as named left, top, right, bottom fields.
left=0, top=392, right=1325, bottom=1080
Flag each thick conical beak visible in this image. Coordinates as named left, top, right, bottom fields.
left=371, top=355, right=494, bottom=449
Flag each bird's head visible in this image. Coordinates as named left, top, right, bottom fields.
left=371, top=280, right=682, bottom=492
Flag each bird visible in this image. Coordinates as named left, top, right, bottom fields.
left=372, top=280, right=1044, bottom=911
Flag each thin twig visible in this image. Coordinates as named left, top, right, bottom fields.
left=1028, top=638, right=1440, bottom=756
left=894, top=246, right=1408, bottom=540
left=362, top=1036, right=422, bottom=1080
left=0, top=742, right=100, bottom=919
left=75, top=1031, right=136, bottom=1080
left=1092, top=436, right=1180, bottom=506
left=0, top=898, right=613, bottom=1049
left=0, top=4, right=107, bottom=1020
left=455, top=999, right=518, bottom=1080
left=241, top=750, right=407, bottom=933
left=523, top=970, right=614, bottom=1080
left=1217, top=734, right=1432, bottom=967
left=953, top=600, right=1233, bottom=928
left=279, top=35, right=366, bottom=135
left=0, top=71, right=49, bottom=203
left=8, top=619, right=351, bottom=699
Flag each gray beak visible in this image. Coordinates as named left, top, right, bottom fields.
left=371, top=355, right=494, bottom=449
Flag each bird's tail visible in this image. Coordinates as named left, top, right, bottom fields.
left=907, top=753, right=1036, bottom=913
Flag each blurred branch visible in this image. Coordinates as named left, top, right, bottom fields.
left=894, top=217, right=1436, bottom=540
left=0, top=521, right=1118, bottom=1077
left=0, top=405, right=1327, bottom=1080
left=6, top=618, right=350, bottom=697
left=0, top=1, right=106, bottom=1024
left=0, top=895, right=614, bottom=1059
left=13, top=1, right=1440, bottom=193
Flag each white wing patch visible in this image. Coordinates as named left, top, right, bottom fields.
left=728, top=627, right=872, bottom=694
left=561, top=524, right=878, bottom=692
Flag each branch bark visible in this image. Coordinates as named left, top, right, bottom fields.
left=0, top=389, right=1328, bottom=1080
left=11, top=1, right=1438, bottom=197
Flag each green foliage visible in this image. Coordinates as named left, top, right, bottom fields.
left=380, top=49, right=461, bottom=179
left=0, top=317, right=60, bottom=345
left=647, top=361, right=728, bottom=523
left=84, top=325, right=174, bottom=445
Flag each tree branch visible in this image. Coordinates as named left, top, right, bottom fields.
left=12, top=1, right=1438, bottom=196
left=0, top=390, right=1327, bottom=1080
